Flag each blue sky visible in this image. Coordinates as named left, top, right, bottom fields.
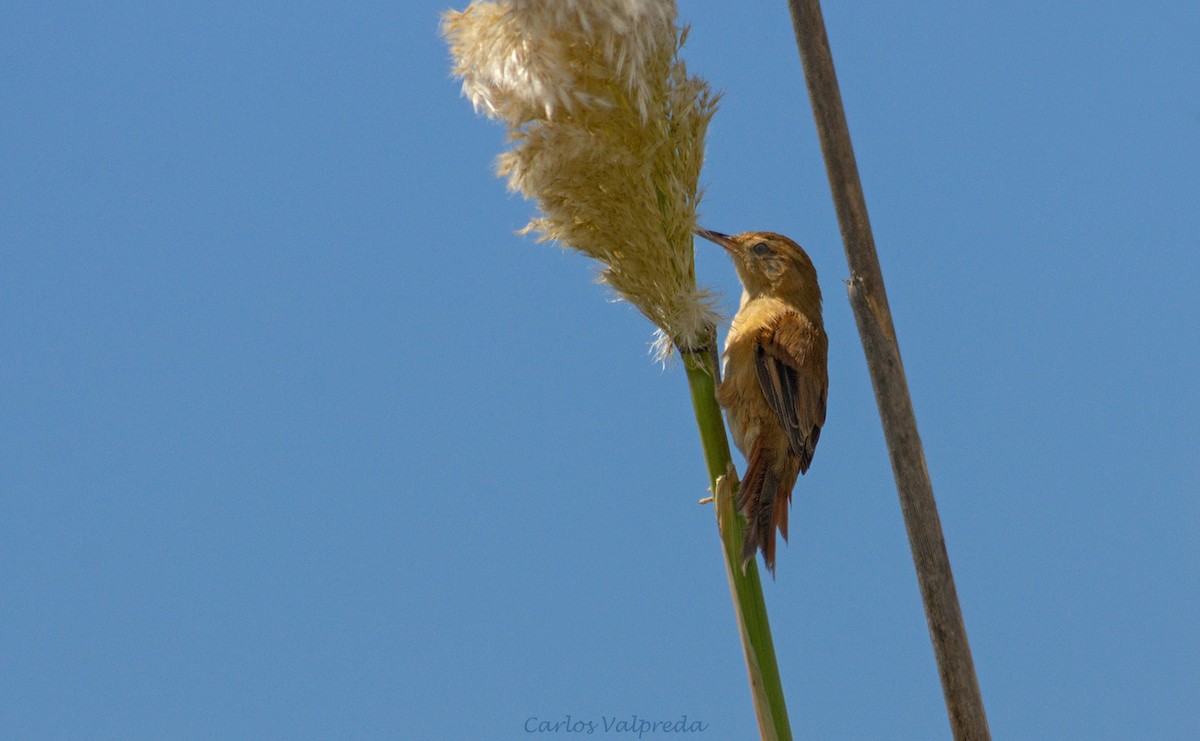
left=2, top=2, right=1197, bottom=739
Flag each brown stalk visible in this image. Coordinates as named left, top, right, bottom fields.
left=783, top=1, right=991, bottom=738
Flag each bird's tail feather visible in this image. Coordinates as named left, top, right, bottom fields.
left=737, top=444, right=797, bottom=576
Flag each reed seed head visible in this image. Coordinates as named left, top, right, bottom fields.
left=443, top=0, right=721, bottom=359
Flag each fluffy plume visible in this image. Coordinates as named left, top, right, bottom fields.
left=442, top=0, right=721, bottom=358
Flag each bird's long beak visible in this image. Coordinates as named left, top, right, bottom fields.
left=693, top=227, right=739, bottom=254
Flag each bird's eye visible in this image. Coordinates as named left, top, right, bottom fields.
left=751, top=241, right=772, bottom=257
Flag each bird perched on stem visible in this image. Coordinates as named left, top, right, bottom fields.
left=696, top=229, right=828, bottom=575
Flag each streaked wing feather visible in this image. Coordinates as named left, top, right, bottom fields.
left=753, top=312, right=828, bottom=471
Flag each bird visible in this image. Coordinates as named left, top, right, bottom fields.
left=695, top=228, right=828, bottom=575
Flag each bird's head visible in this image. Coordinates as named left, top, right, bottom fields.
left=694, top=228, right=821, bottom=309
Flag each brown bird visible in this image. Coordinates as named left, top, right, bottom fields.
left=696, top=229, right=828, bottom=575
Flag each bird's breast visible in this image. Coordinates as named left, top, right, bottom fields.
left=719, top=311, right=776, bottom=457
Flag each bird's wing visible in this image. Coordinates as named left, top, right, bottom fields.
left=754, top=311, right=828, bottom=472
